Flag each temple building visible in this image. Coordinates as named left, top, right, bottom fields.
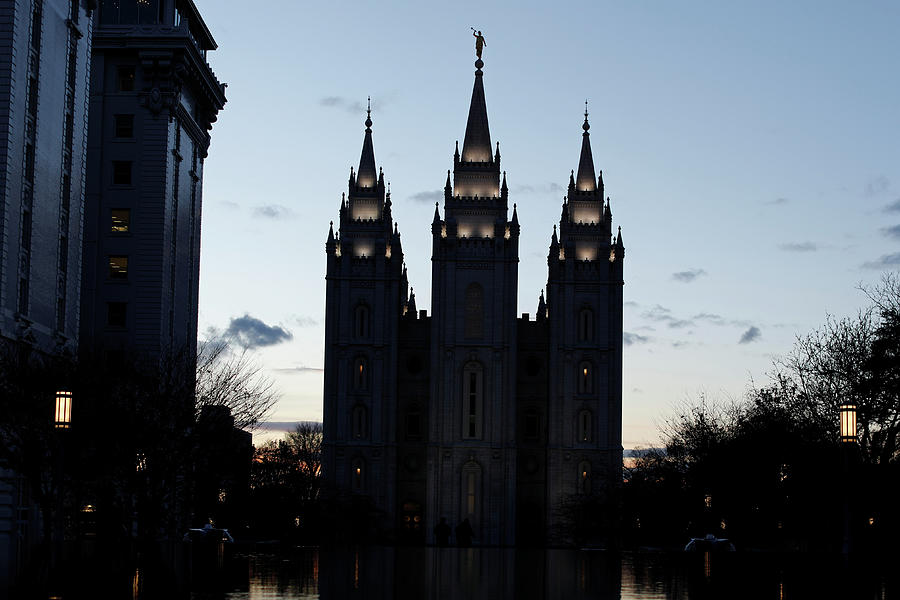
left=322, top=53, right=624, bottom=545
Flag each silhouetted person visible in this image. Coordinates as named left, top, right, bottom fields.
left=434, top=517, right=451, bottom=546
left=455, top=518, right=473, bottom=547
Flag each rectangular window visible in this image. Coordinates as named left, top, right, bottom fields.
left=108, top=255, right=128, bottom=279
left=114, top=114, right=134, bottom=138
left=111, top=209, right=130, bottom=232
left=468, top=372, right=477, bottom=438
left=112, top=161, right=132, bottom=185
left=117, top=66, right=135, bottom=92
left=107, top=302, right=127, bottom=327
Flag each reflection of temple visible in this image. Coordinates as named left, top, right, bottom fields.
left=322, top=53, right=625, bottom=545
left=318, top=547, right=622, bottom=600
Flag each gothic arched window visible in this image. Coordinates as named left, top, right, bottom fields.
left=461, top=460, right=482, bottom=526
left=464, top=283, right=484, bottom=339
left=354, top=304, right=370, bottom=339
left=578, top=361, right=593, bottom=394
left=577, top=409, right=592, bottom=443
left=577, top=461, right=592, bottom=494
left=578, top=308, right=594, bottom=342
left=351, top=457, right=365, bottom=492
left=462, top=362, right=483, bottom=439
left=352, top=405, right=367, bottom=439
left=353, top=357, right=368, bottom=391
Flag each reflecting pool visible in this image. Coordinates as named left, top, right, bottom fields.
left=183, top=547, right=896, bottom=600
left=19, top=545, right=897, bottom=598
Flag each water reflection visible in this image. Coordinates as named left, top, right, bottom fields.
left=21, top=544, right=898, bottom=599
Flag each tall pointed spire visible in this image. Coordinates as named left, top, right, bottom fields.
left=575, top=101, right=597, bottom=192
left=357, top=97, right=377, bottom=187
left=461, top=58, right=493, bottom=162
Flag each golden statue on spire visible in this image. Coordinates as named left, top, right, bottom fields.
left=471, top=28, right=486, bottom=59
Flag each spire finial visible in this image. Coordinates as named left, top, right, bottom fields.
left=365, top=96, right=372, bottom=130
left=583, top=100, right=590, bottom=132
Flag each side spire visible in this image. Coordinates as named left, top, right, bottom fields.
left=461, top=57, right=492, bottom=162
left=357, top=97, right=377, bottom=187
left=575, top=101, right=597, bottom=192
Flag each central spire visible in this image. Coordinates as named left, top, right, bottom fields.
left=461, top=59, right=493, bottom=163
left=357, top=97, right=377, bottom=187
left=575, top=101, right=597, bottom=192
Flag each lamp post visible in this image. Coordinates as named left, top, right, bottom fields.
left=839, top=401, right=857, bottom=557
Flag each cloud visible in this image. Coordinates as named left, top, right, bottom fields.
left=884, top=199, right=900, bottom=213
left=778, top=241, right=817, bottom=252
left=764, top=197, right=789, bottom=206
left=641, top=305, right=673, bottom=321
left=882, top=224, right=900, bottom=240
left=292, top=315, right=318, bottom=327
left=671, top=341, right=690, bottom=348
left=631, top=387, right=643, bottom=394
left=623, top=332, right=650, bottom=346
left=623, top=301, right=640, bottom=308
left=671, top=268, right=707, bottom=283
left=319, top=96, right=370, bottom=114
left=862, top=253, right=900, bottom=270
left=253, top=204, right=295, bottom=219
left=692, top=312, right=725, bottom=326
left=225, top=314, right=293, bottom=349
left=272, top=365, right=324, bottom=374
left=219, top=200, right=240, bottom=210
left=738, top=326, right=761, bottom=344
left=511, top=182, right=564, bottom=195
left=641, top=305, right=695, bottom=329
left=409, top=190, right=443, bottom=203
left=864, top=175, right=890, bottom=198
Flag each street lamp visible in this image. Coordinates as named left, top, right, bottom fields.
left=54, top=390, right=72, bottom=429
left=839, top=402, right=857, bottom=444
left=838, top=401, right=857, bottom=557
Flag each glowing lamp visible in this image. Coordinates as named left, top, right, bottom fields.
left=839, top=402, right=857, bottom=443
left=54, top=390, right=72, bottom=429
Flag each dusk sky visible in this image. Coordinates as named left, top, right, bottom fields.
left=194, top=1, right=900, bottom=448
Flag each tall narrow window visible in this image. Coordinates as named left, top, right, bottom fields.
left=352, top=405, right=367, bottom=439
left=461, top=461, right=481, bottom=525
left=577, top=410, right=592, bottom=442
left=578, top=308, right=594, bottom=342
left=462, top=363, right=483, bottom=439
left=353, top=358, right=368, bottom=391
left=578, top=461, right=592, bottom=494
left=577, top=361, right=593, bottom=394
left=354, top=304, right=370, bottom=339
left=464, top=283, right=484, bottom=339
left=351, top=458, right=365, bottom=492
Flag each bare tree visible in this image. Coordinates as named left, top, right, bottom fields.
left=195, top=339, right=279, bottom=430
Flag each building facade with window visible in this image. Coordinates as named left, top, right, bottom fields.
left=79, top=0, right=226, bottom=362
left=323, top=55, right=625, bottom=545
left=1, top=0, right=93, bottom=589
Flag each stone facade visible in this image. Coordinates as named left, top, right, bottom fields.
left=79, top=0, right=226, bottom=362
left=324, top=58, right=625, bottom=546
left=1, top=0, right=93, bottom=589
